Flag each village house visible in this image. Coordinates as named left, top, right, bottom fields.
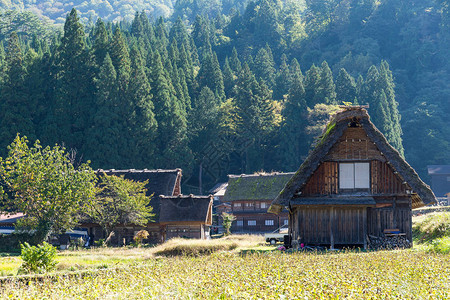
left=427, top=165, right=450, bottom=200
left=269, top=107, right=437, bottom=249
left=222, top=172, right=294, bottom=233
left=83, top=169, right=212, bottom=244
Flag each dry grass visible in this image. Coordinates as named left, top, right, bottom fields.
left=153, top=234, right=265, bottom=256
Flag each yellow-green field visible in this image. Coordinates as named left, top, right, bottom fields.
left=0, top=212, right=449, bottom=299
left=1, top=250, right=449, bottom=299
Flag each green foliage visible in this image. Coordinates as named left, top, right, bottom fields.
left=430, top=236, right=450, bottom=254
left=19, top=242, right=57, bottom=274
left=0, top=135, right=96, bottom=237
left=85, top=173, right=154, bottom=235
left=221, top=212, right=236, bottom=235
left=413, top=212, right=450, bottom=243
left=133, top=230, right=150, bottom=246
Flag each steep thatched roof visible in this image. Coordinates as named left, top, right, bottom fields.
left=96, top=169, right=182, bottom=221
left=269, top=107, right=437, bottom=213
left=223, top=172, right=295, bottom=202
left=159, top=195, right=213, bottom=225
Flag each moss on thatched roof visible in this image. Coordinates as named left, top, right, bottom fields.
left=223, top=172, right=295, bottom=202
left=269, top=107, right=437, bottom=214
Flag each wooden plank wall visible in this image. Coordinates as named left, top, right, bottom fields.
left=370, top=161, right=408, bottom=194
left=301, top=161, right=407, bottom=196
left=367, top=204, right=412, bottom=241
left=295, top=207, right=366, bottom=245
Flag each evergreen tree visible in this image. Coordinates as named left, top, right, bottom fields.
left=317, top=61, right=336, bottom=104
left=92, top=18, right=109, bottom=67
left=109, top=27, right=131, bottom=99
left=253, top=47, right=276, bottom=87
left=0, top=32, right=35, bottom=154
left=197, top=50, right=225, bottom=101
left=222, top=56, right=235, bottom=98
left=234, top=63, right=275, bottom=172
left=273, top=54, right=290, bottom=100
left=335, top=68, right=357, bottom=104
left=56, top=8, right=93, bottom=149
left=150, top=51, right=191, bottom=168
left=128, top=45, right=158, bottom=167
left=378, top=60, right=403, bottom=155
left=304, top=64, right=321, bottom=107
left=84, top=53, right=125, bottom=168
left=229, top=47, right=242, bottom=73
left=279, top=72, right=308, bottom=171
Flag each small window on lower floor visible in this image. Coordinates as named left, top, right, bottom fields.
left=283, top=219, right=288, bottom=225
left=236, top=220, right=243, bottom=227
left=265, top=220, right=274, bottom=226
left=248, top=220, right=256, bottom=226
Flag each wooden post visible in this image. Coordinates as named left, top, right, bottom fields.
left=330, top=207, right=334, bottom=249
left=363, top=208, right=368, bottom=250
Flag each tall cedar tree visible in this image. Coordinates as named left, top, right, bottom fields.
left=222, top=56, right=235, bottom=98
left=335, top=68, right=358, bottom=104
left=253, top=47, right=276, bottom=88
left=273, top=54, right=290, bottom=100
left=304, top=63, right=321, bottom=107
left=0, top=32, right=35, bottom=155
left=84, top=53, right=126, bottom=169
left=234, top=63, right=275, bottom=172
left=150, top=51, right=192, bottom=168
left=58, top=9, right=96, bottom=150
left=279, top=72, right=308, bottom=171
left=317, top=61, right=337, bottom=104
left=197, top=50, right=225, bottom=101
left=128, top=45, right=158, bottom=168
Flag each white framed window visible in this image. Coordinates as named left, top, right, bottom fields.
left=248, top=220, right=256, bottom=226
left=245, top=202, right=254, bottom=207
left=339, top=162, right=370, bottom=189
left=260, top=202, right=267, bottom=209
left=237, top=220, right=243, bottom=227
left=265, top=220, right=274, bottom=226
left=234, top=202, right=241, bottom=207
left=283, top=219, right=289, bottom=225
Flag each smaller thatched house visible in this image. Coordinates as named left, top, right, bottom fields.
left=158, top=195, right=213, bottom=240
left=223, top=172, right=294, bottom=233
left=82, top=169, right=183, bottom=244
left=269, top=107, right=437, bottom=248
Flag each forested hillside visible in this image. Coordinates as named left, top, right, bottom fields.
left=0, top=0, right=448, bottom=192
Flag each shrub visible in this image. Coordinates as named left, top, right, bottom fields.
left=19, top=242, right=57, bottom=274
left=133, top=230, right=149, bottom=246
left=430, top=237, right=450, bottom=254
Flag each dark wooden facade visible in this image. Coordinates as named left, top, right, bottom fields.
left=270, top=108, right=437, bottom=248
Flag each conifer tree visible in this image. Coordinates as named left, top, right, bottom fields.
left=0, top=32, right=35, bottom=155
left=223, top=56, right=235, bottom=98
left=317, top=61, right=336, bottom=104
left=197, top=50, right=225, bottom=101
left=109, top=27, right=131, bottom=99
left=304, top=64, right=321, bottom=107
left=128, top=45, right=158, bottom=167
left=273, top=54, right=290, bottom=100
left=335, top=68, right=357, bottom=104
left=84, top=53, right=124, bottom=169
left=279, top=72, right=308, bottom=171
left=56, top=8, right=93, bottom=149
left=253, top=47, right=276, bottom=87
left=92, top=18, right=109, bottom=67
left=229, top=47, right=242, bottom=73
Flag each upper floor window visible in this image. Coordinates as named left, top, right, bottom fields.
left=234, top=202, right=241, bottom=207
left=265, top=220, right=274, bottom=226
left=260, top=202, right=267, bottom=209
left=339, top=162, right=370, bottom=189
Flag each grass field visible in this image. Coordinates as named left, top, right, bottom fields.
left=1, top=250, right=449, bottom=299
left=0, top=214, right=449, bottom=299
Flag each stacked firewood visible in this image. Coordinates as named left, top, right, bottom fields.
left=367, top=234, right=412, bottom=250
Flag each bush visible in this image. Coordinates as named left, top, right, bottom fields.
left=133, top=230, right=149, bottom=246
left=19, top=242, right=57, bottom=274
left=430, top=237, right=450, bottom=254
